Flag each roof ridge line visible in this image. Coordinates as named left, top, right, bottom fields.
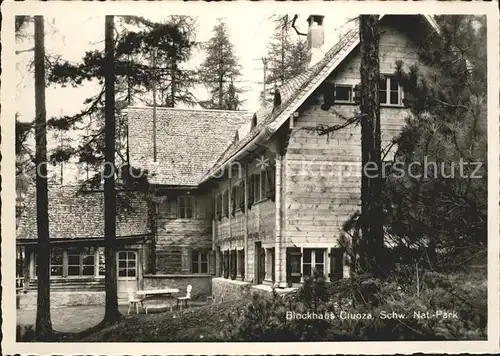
left=127, top=106, right=251, bottom=114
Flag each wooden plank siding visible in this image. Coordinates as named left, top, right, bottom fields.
left=149, top=21, right=429, bottom=285
left=213, top=152, right=277, bottom=283
left=155, top=192, right=213, bottom=274
left=283, top=24, right=421, bottom=249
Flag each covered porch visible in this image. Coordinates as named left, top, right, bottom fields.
left=16, top=236, right=152, bottom=308
left=15, top=185, right=153, bottom=308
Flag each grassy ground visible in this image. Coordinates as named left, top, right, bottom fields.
left=17, top=298, right=250, bottom=342
left=64, top=299, right=249, bottom=342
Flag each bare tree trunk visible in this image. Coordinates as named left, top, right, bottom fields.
left=34, top=15, right=53, bottom=339
left=102, top=15, right=121, bottom=324
left=359, top=15, right=385, bottom=278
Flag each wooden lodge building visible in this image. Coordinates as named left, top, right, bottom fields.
left=16, top=14, right=439, bottom=307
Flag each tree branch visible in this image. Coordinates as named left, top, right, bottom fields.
left=302, top=113, right=364, bottom=136
left=15, top=47, right=34, bottom=55
left=291, top=15, right=307, bottom=37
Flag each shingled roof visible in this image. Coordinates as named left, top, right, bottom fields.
left=16, top=185, right=151, bottom=242
left=203, top=27, right=360, bottom=177
left=127, top=107, right=252, bottom=186
left=126, top=15, right=438, bottom=187
left=202, top=15, right=439, bottom=181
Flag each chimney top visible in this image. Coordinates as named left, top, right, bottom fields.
left=307, top=15, right=325, bottom=26
left=307, top=15, right=325, bottom=68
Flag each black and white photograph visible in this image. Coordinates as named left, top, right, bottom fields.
left=2, top=0, right=499, bottom=354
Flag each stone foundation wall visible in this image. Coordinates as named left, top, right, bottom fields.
left=17, top=291, right=105, bottom=310
left=143, top=274, right=212, bottom=300
left=212, top=277, right=252, bottom=302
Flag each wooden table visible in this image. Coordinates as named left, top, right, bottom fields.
left=136, top=288, right=180, bottom=312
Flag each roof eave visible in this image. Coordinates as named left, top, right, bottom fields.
left=16, top=235, right=152, bottom=245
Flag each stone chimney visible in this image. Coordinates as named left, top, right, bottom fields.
left=307, top=15, right=325, bottom=68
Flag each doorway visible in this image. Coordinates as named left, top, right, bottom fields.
left=255, top=242, right=265, bottom=284
left=116, top=250, right=138, bottom=301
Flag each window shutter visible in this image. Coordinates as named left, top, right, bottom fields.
left=231, top=186, right=237, bottom=216
left=224, top=190, right=229, bottom=218
left=353, top=84, right=361, bottom=104
left=181, top=248, right=191, bottom=273
left=260, top=172, right=266, bottom=197
left=330, top=248, right=343, bottom=280
left=266, top=166, right=276, bottom=201
left=239, top=181, right=245, bottom=212
left=215, top=194, right=222, bottom=220
left=247, top=175, right=254, bottom=209
left=209, top=250, right=215, bottom=275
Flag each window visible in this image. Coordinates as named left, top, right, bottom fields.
left=178, top=196, right=194, bottom=219
left=380, top=76, right=403, bottom=105
left=67, top=247, right=97, bottom=277
left=163, top=199, right=178, bottom=219
left=251, top=167, right=276, bottom=203
left=239, top=181, right=245, bottom=212
left=260, top=171, right=268, bottom=198
left=192, top=250, right=209, bottom=274
left=335, top=85, right=353, bottom=102
left=82, top=248, right=95, bottom=276
left=50, top=247, right=64, bottom=277
left=118, top=251, right=136, bottom=277
left=215, top=193, right=222, bottom=220
left=303, top=249, right=325, bottom=277
left=265, top=167, right=275, bottom=199
left=232, top=182, right=242, bottom=214
left=253, top=174, right=262, bottom=202
left=67, top=247, right=82, bottom=276
left=222, top=190, right=229, bottom=218
left=36, top=246, right=101, bottom=278
left=248, top=175, right=255, bottom=207
left=34, top=247, right=104, bottom=279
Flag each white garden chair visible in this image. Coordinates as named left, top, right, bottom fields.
left=176, top=285, right=192, bottom=310
left=127, top=288, right=147, bottom=315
